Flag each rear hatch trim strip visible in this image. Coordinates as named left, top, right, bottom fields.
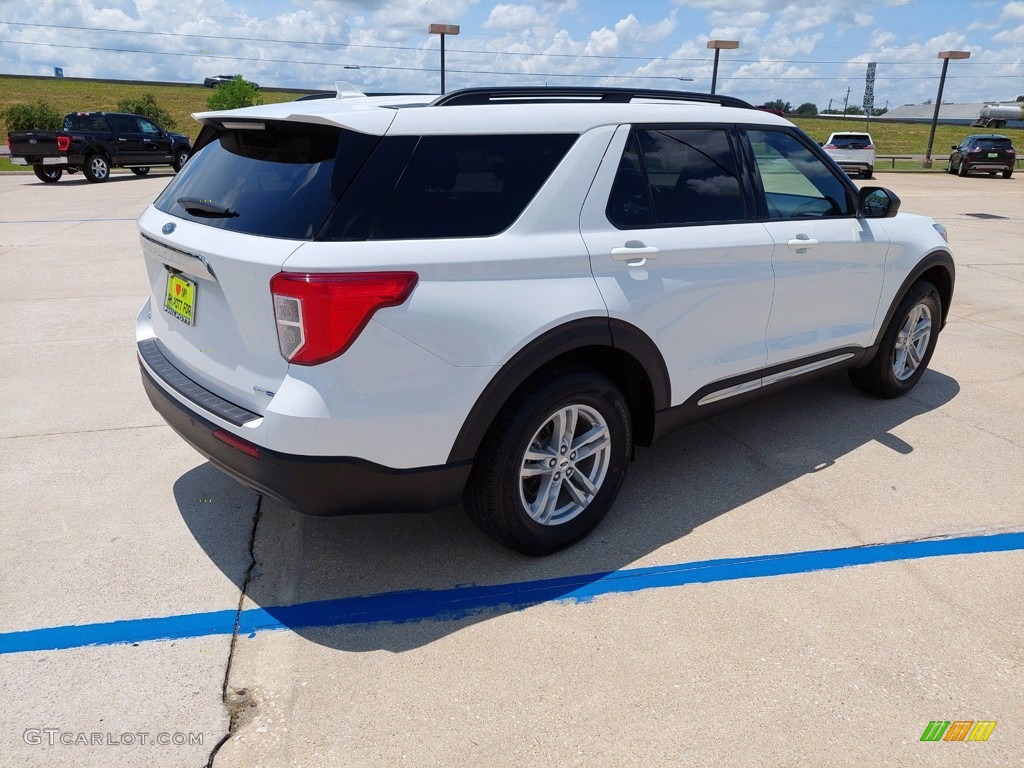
left=138, top=338, right=260, bottom=427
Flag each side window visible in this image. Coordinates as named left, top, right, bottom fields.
left=606, top=128, right=745, bottom=229
left=748, top=130, right=853, bottom=219
left=368, top=134, right=577, bottom=240
left=107, top=115, right=138, bottom=133
left=138, top=118, right=161, bottom=134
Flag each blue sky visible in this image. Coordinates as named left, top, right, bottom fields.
left=2, top=0, right=1022, bottom=109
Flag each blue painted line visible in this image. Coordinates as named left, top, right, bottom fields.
left=2, top=531, right=1021, bottom=655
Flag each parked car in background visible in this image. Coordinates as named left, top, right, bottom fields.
left=821, top=132, right=876, bottom=179
left=137, top=86, right=953, bottom=554
left=948, top=134, right=1016, bottom=178
left=7, top=112, right=191, bottom=183
left=203, top=74, right=259, bottom=89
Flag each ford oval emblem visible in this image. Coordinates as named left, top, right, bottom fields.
left=162, top=222, right=176, bottom=235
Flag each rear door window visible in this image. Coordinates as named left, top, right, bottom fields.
left=606, top=127, right=746, bottom=228
left=63, top=114, right=109, bottom=132
left=367, top=134, right=577, bottom=239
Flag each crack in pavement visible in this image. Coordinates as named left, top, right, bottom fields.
left=206, top=494, right=264, bottom=768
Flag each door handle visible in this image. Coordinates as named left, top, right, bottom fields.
left=611, top=241, right=660, bottom=266
left=117, top=138, right=127, bottom=142
left=787, top=235, right=819, bottom=252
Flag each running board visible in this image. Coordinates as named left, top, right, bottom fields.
left=697, top=353, right=856, bottom=407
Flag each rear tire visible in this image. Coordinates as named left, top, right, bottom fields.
left=83, top=153, right=110, bottom=183
left=957, top=160, right=968, bottom=177
left=130, top=167, right=150, bottom=176
left=849, top=281, right=942, bottom=399
left=862, top=167, right=873, bottom=179
left=1003, top=169, right=1013, bottom=179
left=465, top=367, right=632, bottom=555
left=33, top=166, right=62, bottom=183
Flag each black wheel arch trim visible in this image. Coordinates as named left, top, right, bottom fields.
left=871, top=249, right=954, bottom=348
left=446, top=317, right=670, bottom=464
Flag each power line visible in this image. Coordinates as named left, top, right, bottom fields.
left=3, top=39, right=1019, bottom=83
left=2, top=20, right=1019, bottom=68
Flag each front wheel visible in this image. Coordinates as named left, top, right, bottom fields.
left=849, top=281, right=942, bottom=398
left=173, top=149, right=189, bottom=173
left=83, top=154, right=110, bottom=183
left=465, top=368, right=632, bottom=555
left=33, top=166, right=62, bottom=183
left=130, top=167, right=150, bottom=176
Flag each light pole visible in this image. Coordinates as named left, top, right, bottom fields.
left=428, top=23, right=460, bottom=95
left=924, top=50, right=970, bottom=168
left=707, top=39, right=739, bottom=95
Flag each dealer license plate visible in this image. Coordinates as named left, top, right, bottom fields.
left=164, top=272, right=197, bottom=326
left=987, top=152, right=998, bottom=158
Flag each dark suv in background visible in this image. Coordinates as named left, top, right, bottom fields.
left=948, top=134, right=1016, bottom=178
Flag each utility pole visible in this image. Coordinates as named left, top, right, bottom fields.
left=843, top=86, right=851, bottom=116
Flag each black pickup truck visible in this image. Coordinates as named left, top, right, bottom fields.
left=7, top=112, right=191, bottom=183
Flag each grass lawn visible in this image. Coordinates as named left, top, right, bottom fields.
left=789, top=116, right=1023, bottom=157
left=0, top=75, right=309, bottom=141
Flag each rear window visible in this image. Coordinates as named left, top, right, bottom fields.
left=366, top=134, right=577, bottom=239
left=976, top=138, right=1012, bottom=149
left=828, top=135, right=872, bottom=148
left=154, top=121, right=378, bottom=240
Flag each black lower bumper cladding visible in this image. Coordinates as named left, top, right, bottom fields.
left=138, top=345, right=471, bottom=516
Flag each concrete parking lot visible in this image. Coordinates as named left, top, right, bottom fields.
left=1, top=169, right=1021, bottom=768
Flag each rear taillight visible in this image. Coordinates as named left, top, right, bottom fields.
left=968, top=147, right=982, bottom=153
left=823, top=144, right=837, bottom=149
left=6, top=136, right=11, bottom=154
left=270, top=272, right=418, bottom=365
left=865, top=144, right=875, bottom=149
left=56, top=135, right=70, bottom=152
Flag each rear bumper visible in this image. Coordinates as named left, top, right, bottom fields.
left=139, top=347, right=472, bottom=516
left=12, top=157, right=67, bottom=166
left=963, top=160, right=1013, bottom=171
left=836, top=161, right=872, bottom=171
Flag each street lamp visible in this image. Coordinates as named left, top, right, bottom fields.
left=924, top=50, right=970, bottom=167
left=707, top=39, right=739, bottom=95
left=428, top=23, right=460, bottom=95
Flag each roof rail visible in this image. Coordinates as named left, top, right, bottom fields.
left=431, top=87, right=754, bottom=109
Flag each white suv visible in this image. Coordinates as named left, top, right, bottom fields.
left=821, top=131, right=877, bottom=179
left=137, top=87, right=954, bottom=554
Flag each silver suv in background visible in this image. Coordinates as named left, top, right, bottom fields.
left=821, top=132, right=876, bottom=179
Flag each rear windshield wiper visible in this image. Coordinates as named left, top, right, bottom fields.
left=177, top=197, right=239, bottom=218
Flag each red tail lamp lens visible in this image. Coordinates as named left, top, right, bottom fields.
left=270, top=272, right=418, bottom=365
left=56, top=135, right=71, bottom=152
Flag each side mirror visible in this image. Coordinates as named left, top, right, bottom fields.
left=858, top=187, right=901, bottom=219
left=817, top=141, right=824, bottom=146
left=950, top=145, right=957, bottom=150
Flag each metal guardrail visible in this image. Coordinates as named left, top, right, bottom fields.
left=876, top=155, right=1022, bottom=170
